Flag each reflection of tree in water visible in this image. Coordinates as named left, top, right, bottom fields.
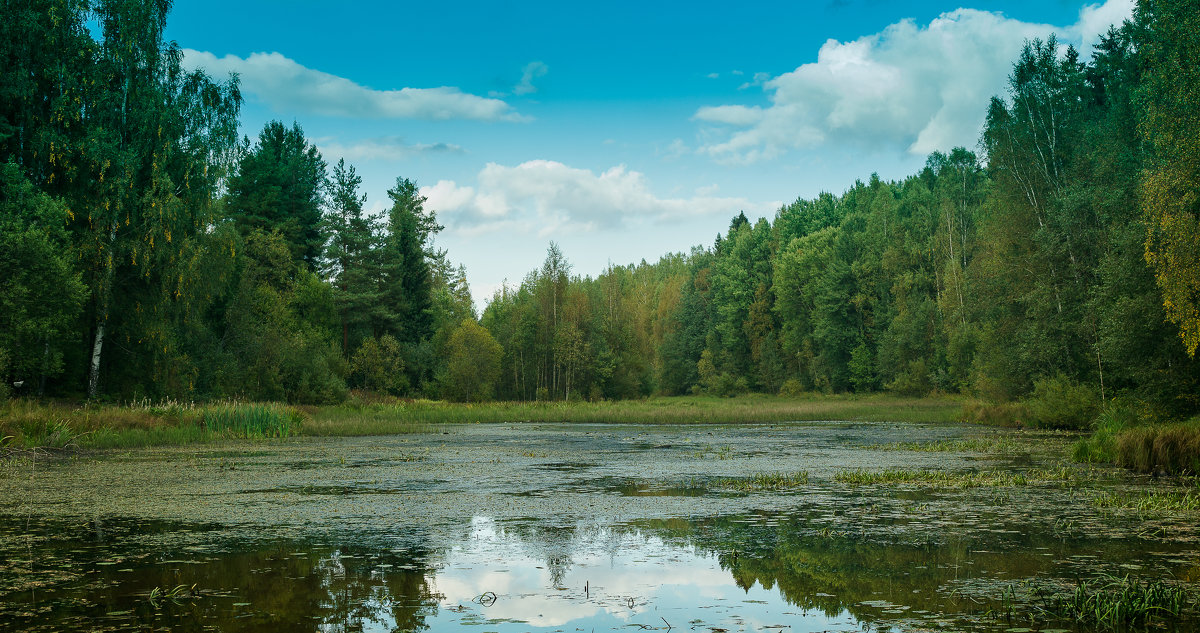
left=314, top=547, right=439, bottom=632
left=82, top=540, right=445, bottom=632
left=630, top=514, right=1095, bottom=625
left=504, top=523, right=578, bottom=589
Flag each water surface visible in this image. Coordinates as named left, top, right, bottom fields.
left=2, top=423, right=1196, bottom=631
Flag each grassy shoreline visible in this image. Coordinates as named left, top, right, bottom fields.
left=2, top=393, right=964, bottom=452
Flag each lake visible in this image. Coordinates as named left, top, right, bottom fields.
left=1, top=422, right=1195, bottom=631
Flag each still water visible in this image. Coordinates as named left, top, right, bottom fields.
left=1, top=423, right=1196, bottom=632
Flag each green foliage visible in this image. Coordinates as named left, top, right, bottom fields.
left=441, top=319, right=502, bottom=402
left=1138, top=0, right=1200, bottom=357
left=350, top=335, right=408, bottom=396
left=226, top=121, right=327, bottom=269
left=1026, top=374, right=1101, bottom=429
left=1072, top=404, right=1138, bottom=464
left=217, top=231, right=347, bottom=404
left=0, top=163, right=86, bottom=387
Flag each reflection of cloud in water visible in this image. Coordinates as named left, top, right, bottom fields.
left=429, top=517, right=763, bottom=628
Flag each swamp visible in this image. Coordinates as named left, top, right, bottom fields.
left=2, top=421, right=1197, bottom=632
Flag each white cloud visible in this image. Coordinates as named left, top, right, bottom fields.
left=422, top=160, right=774, bottom=237
left=1072, top=0, right=1135, bottom=52
left=182, top=49, right=526, bottom=122
left=693, top=105, right=765, bottom=127
left=694, top=0, right=1135, bottom=163
left=513, top=61, right=549, bottom=96
left=317, top=137, right=464, bottom=162
left=659, top=138, right=690, bottom=160
left=737, top=71, right=771, bottom=90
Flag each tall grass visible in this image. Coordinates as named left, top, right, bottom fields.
left=200, top=403, right=302, bottom=438
left=1114, top=422, right=1200, bottom=475
left=1036, top=575, right=1191, bottom=630
left=0, top=399, right=302, bottom=451
left=3, top=393, right=965, bottom=450
left=1072, top=404, right=1200, bottom=475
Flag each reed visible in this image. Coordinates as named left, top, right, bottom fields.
left=1038, top=575, right=1190, bottom=630
left=714, top=471, right=810, bottom=491
left=199, top=403, right=302, bottom=438
left=1113, top=421, right=1200, bottom=475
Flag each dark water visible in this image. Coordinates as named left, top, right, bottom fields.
left=1, top=424, right=1197, bottom=632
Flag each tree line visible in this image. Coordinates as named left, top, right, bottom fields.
left=1, top=0, right=1197, bottom=417
left=478, top=4, right=1200, bottom=419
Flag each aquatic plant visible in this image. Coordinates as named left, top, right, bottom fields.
left=1035, top=575, right=1191, bottom=630
left=834, top=467, right=1082, bottom=488
left=714, top=471, right=810, bottom=491
left=1092, top=486, right=1200, bottom=515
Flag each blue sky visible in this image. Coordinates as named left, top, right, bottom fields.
left=167, top=0, right=1135, bottom=309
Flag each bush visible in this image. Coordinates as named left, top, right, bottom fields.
left=1026, top=374, right=1100, bottom=429
left=350, top=335, right=408, bottom=396
left=959, top=399, right=1031, bottom=427
left=778, top=378, right=805, bottom=398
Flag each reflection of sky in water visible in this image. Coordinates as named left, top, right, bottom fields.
left=391, top=517, right=860, bottom=632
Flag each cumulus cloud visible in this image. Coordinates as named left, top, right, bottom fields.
left=422, top=160, right=775, bottom=237
left=316, top=137, right=464, bottom=162
left=694, top=0, right=1135, bottom=162
left=182, top=49, right=525, bottom=122
left=513, top=61, right=549, bottom=96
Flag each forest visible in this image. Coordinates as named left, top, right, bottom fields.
left=1, top=0, right=1198, bottom=430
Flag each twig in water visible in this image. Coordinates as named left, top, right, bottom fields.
left=471, top=591, right=498, bottom=607
left=661, top=616, right=673, bottom=630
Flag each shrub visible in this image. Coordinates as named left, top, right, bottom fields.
left=778, top=378, right=806, bottom=398
left=1026, top=374, right=1100, bottom=429
left=959, top=399, right=1031, bottom=427
left=350, top=335, right=408, bottom=396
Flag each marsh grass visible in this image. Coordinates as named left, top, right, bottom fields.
left=1032, top=575, right=1191, bottom=630
left=3, top=393, right=964, bottom=450
left=959, top=400, right=1032, bottom=427
left=870, top=436, right=1028, bottom=454
left=834, top=466, right=1084, bottom=488
left=0, top=399, right=303, bottom=451
left=1073, top=406, right=1200, bottom=475
left=303, top=393, right=963, bottom=436
left=1114, top=421, right=1200, bottom=475
left=713, top=471, right=810, bottom=491
left=200, top=403, right=302, bottom=438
